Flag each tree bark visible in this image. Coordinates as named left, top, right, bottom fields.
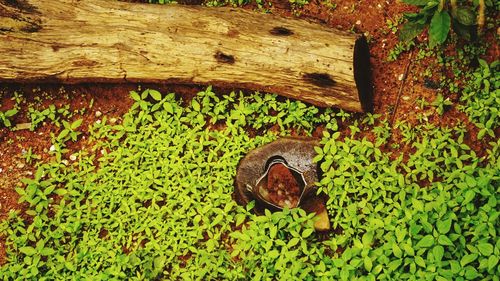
left=0, top=0, right=372, bottom=112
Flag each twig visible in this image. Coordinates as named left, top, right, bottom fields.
left=390, top=51, right=414, bottom=127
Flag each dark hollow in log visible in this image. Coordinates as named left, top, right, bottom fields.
left=0, top=0, right=373, bottom=112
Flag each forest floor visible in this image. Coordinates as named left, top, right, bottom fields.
left=0, top=0, right=498, bottom=266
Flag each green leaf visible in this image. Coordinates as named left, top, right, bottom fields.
left=71, top=119, right=83, bottom=130
left=438, top=235, right=453, bottom=246
left=154, top=255, right=165, bottom=271
left=399, top=21, right=425, bottom=42
left=130, top=91, right=141, bottom=101
left=163, top=102, right=174, bottom=114
left=388, top=259, right=402, bottom=272
left=288, top=238, right=300, bottom=248
left=450, top=260, right=461, bottom=274
left=393, top=243, right=403, bottom=258
left=19, top=246, right=37, bottom=256
left=5, top=109, right=18, bottom=117
left=477, top=243, right=493, bottom=256
left=364, top=256, right=373, bottom=272
left=464, top=267, right=480, bottom=280
left=415, top=256, right=426, bottom=268
left=40, top=248, right=56, bottom=256
left=462, top=190, right=475, bottom=205
left=460, top=254, right=478, bottom=267
left=488, top=255, right=499, bottom=271
left=437, top=218, right=452, bottom=234
left=192, top=100, right=201, bottom=112
left=402, top=0, right=429, bottom=6
left=429, top=10, right=451, bottom=48
left=270, top=225, right=277, bottom=239
left=302, top=228, right=314, bottom=239
left=149, top=90, right=162, bottom=101
left=268, top=250, right=280, bottom=259
left=65, top=261, right=76, bottom=271
left=433, top=245, right=444, bottom=262
left=402, top=243, right=415, bottom=256
left=416, top=235, right=434, bottom=248
left=455, top=8, right=475, bottom=26
left=362, top=231, right=374, bottom=247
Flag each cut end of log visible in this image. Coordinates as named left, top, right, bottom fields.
left=353, top=35, right=373, bottom=113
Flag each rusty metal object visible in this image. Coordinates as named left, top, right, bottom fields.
left=234, top=137, right=330, bottom=231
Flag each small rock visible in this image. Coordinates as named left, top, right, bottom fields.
left=402, top=96, right=410, bottom=101
left=110, top=117, right=117, bottom=124
left=69, top=154, right=77, bottom=161
left=95, top=111, right=102, bottom=117
left=61, top=160, right=69, bottom=166
left=49, top=145, right=56, bottom=152
left=0, top=168, right=3, bottom=173
left=26, top=171, right=33, bottom=176
left=355, top=20, right=361, bottom=25
left=96, top=119, right=101, bottom=124
left=17, top=163, right=25, bottom=169
left=398, top=74, right=404, bottom=81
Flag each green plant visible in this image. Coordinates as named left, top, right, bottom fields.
left=314, top=123, right=499, bottom=280
left=0, top=108, right=18, bottom=128
left=322, top=0, right=337, bottom=10
left=399, top=0, right=494, bottom=48
left=55, top=119, right=83, bottom=143
left=432, top=93, right=453, bottom=115
left=1, top=88, right=499, bottom=280
left=458, top=59, right=499, bottom=139
left=22, top=148, right=41, bottom=165
left=386, top=15, right=404, bottom=34
left=289, top=0, right=309, bottom=8
left=387, top=41, right=415, bottom=62
left=28, top=104, right=72, bottom=130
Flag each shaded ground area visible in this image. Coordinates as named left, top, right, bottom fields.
left=0, top=0, right=498, bottom=265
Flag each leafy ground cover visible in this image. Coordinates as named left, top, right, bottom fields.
left=0, top=0, right=499, bottom=280
left=0, top=85, right=498, bottom=280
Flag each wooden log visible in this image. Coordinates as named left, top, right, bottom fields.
left=0, top=0, right=373, bottom=112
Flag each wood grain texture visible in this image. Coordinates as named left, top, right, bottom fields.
left=0, top=0, right=373, bottom=112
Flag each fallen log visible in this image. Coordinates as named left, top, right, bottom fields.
left=0, top=0, right=372, bottom=112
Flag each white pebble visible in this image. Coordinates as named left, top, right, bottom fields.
left=398, top=74, right=404, bottom=81
left=49, top=145, right=56, bottom=152
left=0, top=168, right=3, bottom=173
left=356, top=20, right=361, bottom=25
left=402, top=96, right=410, bottom=101
left=69, top=154, right=77, bottom=161
left=61, top=160, right=69, bottom=166
left=95, top=111, right=102, bottom=117
left=96, top=119, right=101, bottom=124
left=110, top=117, right=117, bottom=124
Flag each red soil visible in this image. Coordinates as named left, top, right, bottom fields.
left=265, top=163, right=301, bottom=208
